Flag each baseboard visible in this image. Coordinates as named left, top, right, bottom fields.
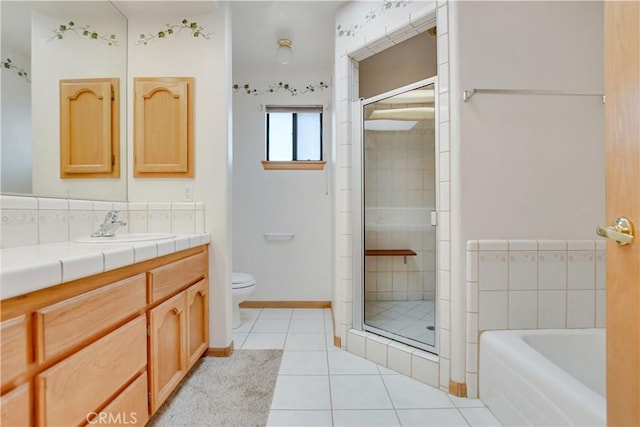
left=333, top=335, right=342, bottom=348
left=449, top=380, right=468, bottom=397
left=239, top=301, right=331, bottom=309
left=206, top=341, right=234, bottom=357
left=330, top=306, right=341, bottom=348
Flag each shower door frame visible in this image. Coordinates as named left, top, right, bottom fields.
left=353, top=76, right=439, bottom=354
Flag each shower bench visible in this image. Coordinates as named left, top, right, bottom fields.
left=365, top=249, right=417, bottom=263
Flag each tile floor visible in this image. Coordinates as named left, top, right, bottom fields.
left=234, top=308, right=501, bottom=427
left=365, top=300, right=436, bottom=346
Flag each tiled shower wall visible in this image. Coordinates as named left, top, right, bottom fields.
left=464, top=239, right=606, bottom=398
left=364, top=127, right=436, bottom=302
left=0, top=195, right=205, bottom=249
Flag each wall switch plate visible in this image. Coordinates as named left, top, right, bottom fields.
left=184, top=184, right=194, bottom=201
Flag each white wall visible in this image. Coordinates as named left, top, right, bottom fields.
left=124, top=2, right=233, bottom=348
left=232, top=69, right=333, bottom=301
left=454, top=0, right=605, bottom=241
left=30, top=3, right=127, bottom=201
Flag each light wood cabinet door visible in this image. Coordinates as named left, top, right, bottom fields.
left=36, top=316, right=146, bottom=427
left=149, top=292, right=187, bottom=413
left=1, top=383, right=30, bottom=427
left=186, top=280, right=209, bottom=368
left=1, top=315, right=29, bottom=387
left=134, top=77, right=194, bottom=177
left=59, top=78, right=119, bottom=178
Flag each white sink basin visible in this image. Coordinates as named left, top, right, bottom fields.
left=75, top=233, right=176, bottom=244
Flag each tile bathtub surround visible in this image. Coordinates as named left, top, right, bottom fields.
left=464, top=239, right=606, bottom=398
left=0, top=195, right=207, bottom=249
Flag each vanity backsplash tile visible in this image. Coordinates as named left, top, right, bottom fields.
left=0, top=195, right=207, bottom=249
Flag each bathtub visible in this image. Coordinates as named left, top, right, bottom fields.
left=479, top=329, right=605, bottom=426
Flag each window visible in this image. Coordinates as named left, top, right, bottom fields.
left=264, top=106, right=325, bottom=170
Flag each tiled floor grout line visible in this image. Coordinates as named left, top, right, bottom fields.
left=377, top=367, right=403, bottom=425
left=251, top=308, right=501, bottom=426
left=323, top=309, right=336, bottom=425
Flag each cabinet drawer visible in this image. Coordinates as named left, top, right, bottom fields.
left=149, top=252, right=207, bottom=302
left=1, top=383, right=30, bottom=427
left=1, top=315, right=29, bottom=387
left=36, top=316, right=146, bottom=427
left=87, top=372, right=149, bottom=426
left=36, top=274, right=146, bottom=363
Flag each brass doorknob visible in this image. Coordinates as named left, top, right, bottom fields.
left=596, top=217, right=635, bottom=245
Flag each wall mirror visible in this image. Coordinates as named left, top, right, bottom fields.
left=1, top=1, right=127, bottom=201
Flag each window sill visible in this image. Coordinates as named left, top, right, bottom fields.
left=261, top=161, right=326, bottom=171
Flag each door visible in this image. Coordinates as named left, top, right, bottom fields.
left=361, top=78, right=438, bottom=352
left=604, top=2, right=639, bottom=426
left=186, top=280, right=209, bottom=368
left=60, top=78, right=118, bottom=177
left=149, top=292, right=187, bottom=413
left=133, top=77, right=194, bottom=177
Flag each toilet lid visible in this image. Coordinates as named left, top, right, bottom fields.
left=232, top=272, right=255, bottom=289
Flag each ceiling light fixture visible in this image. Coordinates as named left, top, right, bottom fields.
left=276, top=39, right=293, bottom=64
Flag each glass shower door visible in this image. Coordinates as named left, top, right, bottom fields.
left=362, top=78, right=438, bottom=352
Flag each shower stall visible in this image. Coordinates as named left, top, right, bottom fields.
left=357, top=77, right=438, bottom=353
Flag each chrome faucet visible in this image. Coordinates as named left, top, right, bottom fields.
left=91, top=210, right=127, bottom=237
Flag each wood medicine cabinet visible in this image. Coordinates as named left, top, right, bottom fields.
left=133, top=77, right=194, bottom=178
left=59, top=78, right=120, bottom=178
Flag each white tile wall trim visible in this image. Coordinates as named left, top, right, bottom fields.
left=464, top=239, right=606, bottom=398
left=1, top=195, right=207, bottom=249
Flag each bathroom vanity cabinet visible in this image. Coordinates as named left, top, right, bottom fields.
left=148, top=252, right=209, bottom=413
left=0, top=244, right=209, bottom=426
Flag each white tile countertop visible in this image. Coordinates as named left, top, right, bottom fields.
left=0, top=233, right=211, bottom=301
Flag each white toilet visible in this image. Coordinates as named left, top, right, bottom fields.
left=231, top=272, right=256, bottom=329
